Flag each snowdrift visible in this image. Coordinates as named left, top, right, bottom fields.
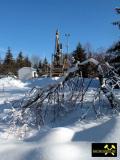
left=0, top=75, right=120, bottom=160
left=0, top=77, right=28, bottom=89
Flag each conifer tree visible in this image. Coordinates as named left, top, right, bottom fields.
left=72, top=43, right=88, bottom=77
left=37, top=60, right=43, bottom=76
left=3, top=47, right=16, bottom=74
left=16, top=52, right=25, bottom=68
left=73, top=42, right=86, bottom=63
left=38, top=60, right=42, bottom=69
left=4, top=47, right=14, bottom=65
left=42, top=57, right=48, bottom=75
left=24, top=56, right=31, bottom=67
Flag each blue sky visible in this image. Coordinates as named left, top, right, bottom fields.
left=0, top=0, right=119, bottom=61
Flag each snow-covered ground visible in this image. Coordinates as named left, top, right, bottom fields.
left=0, top=77, right=120, bottom=160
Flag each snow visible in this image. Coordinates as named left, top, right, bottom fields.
left=0, top=116, right=120, bottom=160
left=0, top=76, right=120, bottom=160
left=0, top=77, right=29, bottom=104
left=0, top=77, right=28, bottom=89
left=26, top=77, right=64, bottom=88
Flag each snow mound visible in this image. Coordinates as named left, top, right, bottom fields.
left=0, top=76, right=119, bottom=160
left=0, top=77, right=28, bottom=89
left=39, top=127, right=74, bottom=144
left=0, top=117, right=120, bottom=160
left=26, top=77, right=64, bottom=88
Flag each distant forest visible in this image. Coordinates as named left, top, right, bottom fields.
left=0, top=40, right=120, bottom=77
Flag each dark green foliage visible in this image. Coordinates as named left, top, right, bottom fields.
left=42, top=57, right=49, bottom=75
left=73, top=42, right=86, bottom=63
left=16, top=52, right=25, bottom=68
left=36, top=57, right=50, bottom=76
left=43, top=57, right=48, bottom=65
left=72, top=42, right=88, bottom=77
left=3, top=48, right=16, bottom=74
left=38, top=60, right=42, bottom=69
left=16, top=52, right=32, bottom=71
left=4, top=48, right=15, bottom=65
left=37, top=60, right=43, bottom=76
left=24, top=56, right=31, bottom=67
left=0, top=48, right=32, bottom=76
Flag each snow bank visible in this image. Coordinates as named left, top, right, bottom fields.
left=0, top=77, right=29, bottom=104
left=0, top=77, right=28, bottom=89
left=0, top=116, right=120, bottom=160
left=26, top=77, right=64, bottom=88
left=0, top=77, right=119, bottom=160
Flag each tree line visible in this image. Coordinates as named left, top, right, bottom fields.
left=0, top=47, right=50, bottom=76
left=0, top=41, right=119, bottom=77
left=0, top=2, right=120, bottom=77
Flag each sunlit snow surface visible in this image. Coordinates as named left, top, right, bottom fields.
left=0, top=77, right=120, bottom=160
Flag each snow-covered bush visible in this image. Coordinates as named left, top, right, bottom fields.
left=6, top=58, right=120, bottom=132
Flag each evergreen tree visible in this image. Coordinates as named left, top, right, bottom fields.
left=73, top=42, right=86, bottom=63
left=4, top=47, right=14, bottom=65
left=3, top=47, right=16, bottom=74
left=38, top=60, right=43, bottom=76
left=72, top=43, right=88, bottom=77
left=38, top=60, right=42, bottom=68
left=43, top=57, right=48, bottom=65
left=42, top=57, right=48, bottom=75
left=24, top=56, right=31, bottom=67
left=16, top=52, right=25, bottom=68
